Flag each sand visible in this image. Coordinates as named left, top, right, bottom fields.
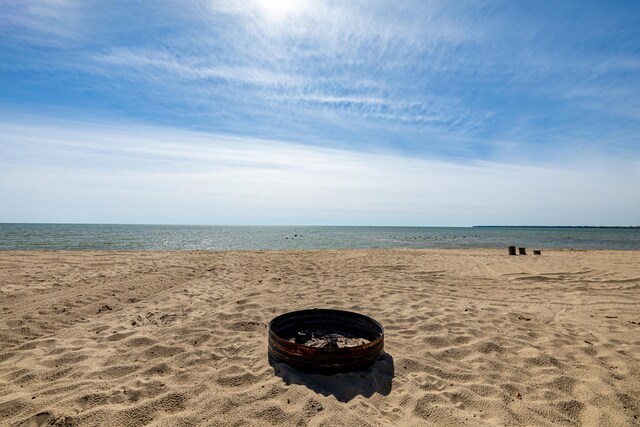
left=0, top=249, right=638, bottom=426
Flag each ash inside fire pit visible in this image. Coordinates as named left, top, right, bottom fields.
left=268, top=308, right=384, bottom=374
left=288, top=330, right=370, bottom=348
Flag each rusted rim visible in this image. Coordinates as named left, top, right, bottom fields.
left=268, top=308, right=384, bottom=374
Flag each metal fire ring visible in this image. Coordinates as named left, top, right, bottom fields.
left=268, top=308, right=384, bottom=375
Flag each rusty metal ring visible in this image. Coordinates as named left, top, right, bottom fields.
left=268, top=309, right=384, bottom=374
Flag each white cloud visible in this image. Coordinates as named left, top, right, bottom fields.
left=1, top=116, right=638, bottom=225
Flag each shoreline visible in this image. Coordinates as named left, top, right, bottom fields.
left=1, top=249, right=638, bottom=425
left=0, top=245, right=640, bottom=252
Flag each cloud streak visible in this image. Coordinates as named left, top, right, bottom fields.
left=94, top=49, right=302, bottom=87
left=1, top=117, right=638, bottom=225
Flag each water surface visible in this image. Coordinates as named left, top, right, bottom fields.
left=1, top=224, right=638, bottom=251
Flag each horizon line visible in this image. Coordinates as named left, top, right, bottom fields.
left=1, top=223, right=638, bottom=228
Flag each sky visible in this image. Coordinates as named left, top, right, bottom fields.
left=0, top=0, right=639, bottom=226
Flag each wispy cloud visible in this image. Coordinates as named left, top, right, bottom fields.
left=0, top=0, right=82, bottom=47
left=94, top=49, right=302, bottom=87
left=1, top=1, right=500, bottom=144
left=1, top=117, right=638, bottom=225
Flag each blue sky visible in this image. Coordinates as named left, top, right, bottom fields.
left=1, top=0, right=639, bottom=225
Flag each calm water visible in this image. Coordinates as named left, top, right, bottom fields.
left=0, top=224, right=639, bottom=251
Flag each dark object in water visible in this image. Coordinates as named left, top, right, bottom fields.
left=533, top=250, right=542, bottom=255
left=518, top=247, right=527, bottom=255
left=508, top=246, right=517, bottom=255
left=268, top=309, right=384, bottom=374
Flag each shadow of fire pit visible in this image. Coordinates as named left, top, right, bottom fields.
left=269, top=352, right=394, bottom=403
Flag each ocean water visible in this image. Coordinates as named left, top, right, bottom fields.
left=0, top=224, right=639, bottom=251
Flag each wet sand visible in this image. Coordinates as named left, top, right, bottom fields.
left=0, top=249, right=639, bottom=426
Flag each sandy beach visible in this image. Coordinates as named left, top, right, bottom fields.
left=0, top=249, right=638, bottom=426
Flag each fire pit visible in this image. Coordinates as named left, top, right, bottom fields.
left=268, top=309, right=384, bottom=374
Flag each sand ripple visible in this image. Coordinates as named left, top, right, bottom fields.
left=0, top=249, right=639, bottom=426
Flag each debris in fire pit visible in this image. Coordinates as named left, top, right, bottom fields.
left=288, top=330, right=370, bottom=348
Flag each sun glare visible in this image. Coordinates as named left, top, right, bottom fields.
left=253, top=0, right=307, bottom=22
